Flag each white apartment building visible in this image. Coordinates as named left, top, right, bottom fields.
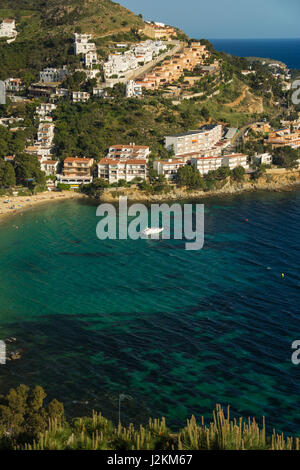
left=165, top=125, right=223, bottom=156
left=55, top=88, right=69, bottom=97
left=39, top=67, right=68, bottom=83
left=36, top=122, right=55, bottom=147
left=40, top=160, right=59, bottom=176
left=126, top=80, right=143, bottom=98
left=104, top=40, right=166, bottom=80
left=72, top=91, right=90, bottom=103
left=93, top=87, right=106, bottom=97
left=131, top=40, right=167, bottom=61
left=0, top=19, right=17, bottom=38
left=84, top=51, right=98, bottom=68
left=74, top=33, right=96, bottom=55
left=153, top=159, right=186, bottom=180
left=191, top=156, right=223, bottom=175
left=36, top=103, right=57, bottom=117
left=107, top=144, right=150, bottom=161
left=104, top=51, right=139, bottom=78
left=98, top=159, right=147, bottom=183
left=253, top=153, right=273, bottom=165
left=222, top=154, right=249, bottom=170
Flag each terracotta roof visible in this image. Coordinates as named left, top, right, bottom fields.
left=125, top=159, right=147, bottom=165
left=110, top=145, right=149, bottom=150
left=99, top=158, right=119, bottom=165
left=42, top=160, right=58, bottom=165
left=64, top=157, right=93, bottom=163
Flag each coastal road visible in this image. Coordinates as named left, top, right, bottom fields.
left=129, top=40, right=184, bottom=80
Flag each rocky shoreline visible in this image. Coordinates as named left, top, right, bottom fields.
left=0, top=168, right=299, bottom=222
left=99, top=168, right=300, bottom=203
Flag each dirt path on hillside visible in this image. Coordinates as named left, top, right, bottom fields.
left=224, top=85, right=248, bottom=107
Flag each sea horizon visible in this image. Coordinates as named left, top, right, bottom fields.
left=205, top=37, right=300, bottom=69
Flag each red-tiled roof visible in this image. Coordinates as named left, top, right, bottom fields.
left=110, top=145, right=149, bottom=150
left=42, top=160, right=58, bottom=165
left=64, top=157, right=93, bottom=163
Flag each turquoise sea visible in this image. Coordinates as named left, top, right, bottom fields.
left=0, top=191, right=300, bottom=433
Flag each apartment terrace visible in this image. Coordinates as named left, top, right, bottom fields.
left=267, top=129, right=300, bottom=149
left=107, top=144, right=150, bottom=161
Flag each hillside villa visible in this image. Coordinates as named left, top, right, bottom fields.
left=142, top=22, right=177, bottom=40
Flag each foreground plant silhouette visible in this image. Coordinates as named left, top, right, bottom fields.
left=0, top=386, right=299, bottom=450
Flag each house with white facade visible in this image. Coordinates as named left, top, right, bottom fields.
left=153, top=159, right=186, bottom=179
left=84, top=51, right=98, bottom=68
left=4, top=78, right=23, bottom=92
left=36, top=122, right=55, bottom=147
left=222, top=154, right=249, bottom=170
left=126, top=80, right=143, bottom=98
left=72, top=91, right=90, bottom=103
left=40, top=160, right=59, bottom=176
left=39, top=67, right=68, bottom=83
left=104, top=51, right=139, bottom=78
left=191, top=156, right=223, bottom=175
left=74, top=33, right=96, bottom=55
left=0, top=19, right=17, bottom=39
left=93, top=88, right=106, bottom=98
left=98, top=159, right=147, bottom=183
left=36, top=103, right=57, bottom=117
left=55, top=88, right=69, bottom=97
left=253, top=153, right=273, bottom=166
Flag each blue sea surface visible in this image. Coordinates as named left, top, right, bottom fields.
left=0, top=192, right=299, bottom=433
left=209, top=38, right=300, bottom=69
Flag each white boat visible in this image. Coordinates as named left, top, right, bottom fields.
left=142, top=226, right=164, bottom=236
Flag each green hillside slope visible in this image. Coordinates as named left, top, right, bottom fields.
left=0, top=0, right=143, bottom=79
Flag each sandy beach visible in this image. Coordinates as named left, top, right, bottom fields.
left=0, top=191, right=86, bottom=222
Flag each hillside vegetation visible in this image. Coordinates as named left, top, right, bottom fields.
left=0, top=0, right=143, bottom=35
left=0, top=0, right=143, bottom=79
left=0, top=386, right=299, bottom=450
